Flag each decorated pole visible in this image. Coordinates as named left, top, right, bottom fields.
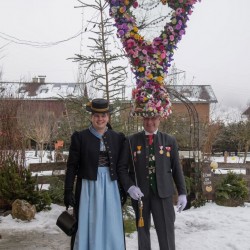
left=108, top=0, right=200, bottom=118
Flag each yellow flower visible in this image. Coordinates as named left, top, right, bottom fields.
left=133, top=26, right=138, bottom=32
left=143, top=97, right=148, bottom=102
left=156, top=76, right=164, bottom=83
left=134, top=34, right=140, bottom=40
left=147, top=74, right=153, bottom=79
left=124, top=0, right=130, bottom=5
left=119, top=7, right=126, bottom=13
left=138, top=67, right=145, bottom=72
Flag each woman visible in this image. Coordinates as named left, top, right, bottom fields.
left=64, top=98, right=126, bottom=250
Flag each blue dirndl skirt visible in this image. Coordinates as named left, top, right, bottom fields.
left=73, top=167, right=125, bottom=250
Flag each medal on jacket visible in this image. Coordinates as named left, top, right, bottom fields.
left=137, top=146, right=142, bottom=154
left=165, top=146, right=171, bottom=157
left=159, top=146, right=164, bottom=154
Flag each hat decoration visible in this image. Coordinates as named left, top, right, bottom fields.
left=108, top=0, right=200, bottom=118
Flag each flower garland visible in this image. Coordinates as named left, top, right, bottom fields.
left=108, top=0, right=200, bottom=118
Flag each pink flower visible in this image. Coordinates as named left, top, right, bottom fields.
left=133, top=1, right=139, bottom=8
left=161, top=51, right=166, bottom=59
left=126, top=39, right=135, bottom=48
left=176, top=8, right=183, bottom=15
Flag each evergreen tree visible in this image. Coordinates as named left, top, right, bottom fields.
left=74, top=0, right=128, bottom=104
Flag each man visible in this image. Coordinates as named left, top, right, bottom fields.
left=118, top=115, right=187, bottom=250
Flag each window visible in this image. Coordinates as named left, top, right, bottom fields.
left=40, top=89, right=48, bottom=93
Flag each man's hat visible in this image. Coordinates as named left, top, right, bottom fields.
left=86, top=98, right=113, bottom=113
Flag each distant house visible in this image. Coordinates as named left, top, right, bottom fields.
left=0, top=80, right=84, bottom=119
left=0, top=81, right=217, bottom=124
left=242, top=107, right=250, bottom=120
left=168, top=85, right=217, bottom=123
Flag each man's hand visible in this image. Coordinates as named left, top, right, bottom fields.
left=127, top=185, right=144, bottom=200
left=177, top=194, right=187, bottom=212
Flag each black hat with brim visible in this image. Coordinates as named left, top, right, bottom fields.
left=86, top=98, right=113, bottom=113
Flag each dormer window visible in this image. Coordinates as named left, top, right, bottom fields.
left=40, top=89, right=48, bottom=93
left=19, top=89, right=26, bottom=93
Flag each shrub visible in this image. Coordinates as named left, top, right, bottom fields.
left=0, top=158, right=51, bottom=212
left=122, top=199, right=137, bottom=234
left=48, top=176, right=64, bottom=205
left=215, top=172, right=248, bottom=207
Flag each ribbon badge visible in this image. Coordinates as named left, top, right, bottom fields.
left=159, top=146, right=164, bottom=155
left=137, top=146, right=142, bottom=154
left=165, top=146, right=171, bottom=157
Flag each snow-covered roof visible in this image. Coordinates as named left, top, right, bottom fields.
left=168, top=85, right=217, bottom=103
left=0, top=81, right=84, bottom=99
left=0, top=82, right=217, bottom=104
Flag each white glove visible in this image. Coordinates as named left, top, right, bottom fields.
left=127, top=185, right=144, bottom=200
left=177, top=194, right=187, bottom=212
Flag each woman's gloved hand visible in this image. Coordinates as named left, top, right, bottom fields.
left=64, top=189, right=75, bottom=208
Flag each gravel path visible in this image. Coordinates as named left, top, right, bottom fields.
left=0, top=230, right=71, bottom=250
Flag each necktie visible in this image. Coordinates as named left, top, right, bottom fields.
left=147, top=134, right=153, bottom=145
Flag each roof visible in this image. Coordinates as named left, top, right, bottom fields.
left=0, top=82, right=217, bottom=103
left=0, top=81, right=84, bottom=99
left=168, top=85, right=217, bottom=103
left=242, top=107, right=250, bottom=117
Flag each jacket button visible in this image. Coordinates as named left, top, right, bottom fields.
left=146, top=176, right=149, bottom=179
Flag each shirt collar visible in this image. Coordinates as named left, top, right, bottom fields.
left=144, top=129, right=158, bottom=135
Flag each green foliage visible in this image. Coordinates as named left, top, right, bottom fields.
left=124, top=218, right=137, bottom=235
left=122, top=199, right=137, bottom=235
left=48, top=176, right=64, bottom=205
left=184, top=176, right=194, bottom=195
left=191, top=196, right=206, bottom=208
left=215, top=172, right=248, bottom=207
left=0, top=158, right=51, bottom=212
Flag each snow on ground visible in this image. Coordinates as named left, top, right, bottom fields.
left=1, top=151, right=249, bottom=249
left=1, top=202, right=250, bottom=250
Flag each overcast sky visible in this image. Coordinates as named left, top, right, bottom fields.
left=0, top=0, right=249, bottom=112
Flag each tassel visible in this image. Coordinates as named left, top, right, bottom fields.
left=138, top=199, right=144, bottom=227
